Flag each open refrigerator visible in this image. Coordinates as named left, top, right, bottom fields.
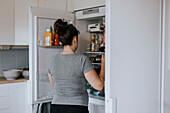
left=29, top=6, right=105, bottom=112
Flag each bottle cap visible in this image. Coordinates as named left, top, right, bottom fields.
left=46, top=29, right=50, bottom=32
left=50, top=26, right=53, bottom=31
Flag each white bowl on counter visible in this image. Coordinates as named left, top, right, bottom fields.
left=22, top=70, right=29, bottom=78
left=3, top=70, right=22, bottom=80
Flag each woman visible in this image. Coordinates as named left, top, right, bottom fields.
left=48, top=19, right=105, bottom=113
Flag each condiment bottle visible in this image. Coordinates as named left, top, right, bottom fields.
left=90, top=35, right=95, bottom=52
left=99, top=37, right=105, bottom=52
left=95, top=35, right=100, bottom=52
left=54, top=34, right=59, bottom=46
left=44, top=29, right=53, bottom=46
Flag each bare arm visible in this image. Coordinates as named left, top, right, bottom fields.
left=84, top=55, right=105, bottom=91
left=48, top=73, right=54, bottom=86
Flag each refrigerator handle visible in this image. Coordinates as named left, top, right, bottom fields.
left=107, top=97, right=117, bottom=113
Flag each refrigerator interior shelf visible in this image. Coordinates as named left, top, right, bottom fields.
left=92, top=63, right=101, bottom=65
left=38, top=46, right=63, bottom=48
left=89, top=31, right=104, bottom=33
left=85, top=51, right=105, bottom=55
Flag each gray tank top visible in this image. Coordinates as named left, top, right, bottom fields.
left=48, top=53, right=93, bottom=106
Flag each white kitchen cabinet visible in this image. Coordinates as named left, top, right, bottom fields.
left=0, top=0, right=15, bottom=45
left=9, top=82, right=26, bottom=113
left=15, top=0, right=37, bottom=45
left=0, top=82, right=26, bottom=113
left=38, top=0, right=105, bottom=12
left=0, top=84, right=10, bottom=111
left=67, top=0, right=74, bottom=12
left=38, top=0, right=67, bottom=10
left=0, top=84, right=9, bottom=96
left=71, top=0, right=105, bottom=11
left=106, top=0, right=161, bottom=113
left=0, top=97, right=10, bottom=110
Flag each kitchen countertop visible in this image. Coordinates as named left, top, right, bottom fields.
left=0, top=77, right=28, bottom=84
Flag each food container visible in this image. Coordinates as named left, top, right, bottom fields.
left=3, top=69, right=22, bottom=80
left=22, top=70, right=29, bottom=78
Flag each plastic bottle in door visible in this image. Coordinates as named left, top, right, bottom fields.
left=44, top=29, right=53, bottom=46
left=54, top=33, right=59, bottom=46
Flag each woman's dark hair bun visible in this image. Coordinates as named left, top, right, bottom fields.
left=54, top=19, right=80, bottom=46
left=54, top=19, right=67, bottom=33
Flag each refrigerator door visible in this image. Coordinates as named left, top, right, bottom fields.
left=105, top=0, right=161, bottom=113
left=163, top=1, right=170, bottom=113
left=29, top=7, right=74, bottom=104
